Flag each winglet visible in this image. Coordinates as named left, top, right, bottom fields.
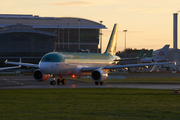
left=19, top=58, right=22, bottom=67
left=5, top=59, right=8, bottom=63
left=104, top=24, right=119, bottom=55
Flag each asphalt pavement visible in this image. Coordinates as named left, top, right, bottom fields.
left=0, top=73, right=180, bottom=89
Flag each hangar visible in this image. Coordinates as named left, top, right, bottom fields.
left=0, top=14, right=106, bottom=65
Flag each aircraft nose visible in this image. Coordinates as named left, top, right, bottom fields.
left=39, top=62, right=51, bottom=74
left=39, top=62, right=58, bottom=74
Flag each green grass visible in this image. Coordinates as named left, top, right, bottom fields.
left=0, top=88, right=180, bottom=120
left=70, top=77, right=180, bottom=84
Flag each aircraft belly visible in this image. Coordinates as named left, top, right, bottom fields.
left=56, top=62, right=110, bottom=76
left=41, top=61, right=112, bottom=76
left=56, top=63, right=77, bottom=75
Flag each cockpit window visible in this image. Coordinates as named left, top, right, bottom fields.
left=41, top=53, right=64, bottom=62
left=44, top=58, right=51, bottom=61
left=42, top=58, right=57, bottom=62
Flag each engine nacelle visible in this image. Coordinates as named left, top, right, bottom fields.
left=141, top=59, right=153, bottom=63
left=33, top=69, right=50, bottom=82
left=91, top=69, right=108, bottom=82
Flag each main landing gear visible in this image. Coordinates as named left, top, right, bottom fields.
left=50, top=76, right=66, bottom=85
left=57, top=78, right=66, bottom=85
left=95, top=81, right=104, bottom=85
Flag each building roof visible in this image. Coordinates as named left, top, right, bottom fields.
left=0, top=14, right=107, bottom=29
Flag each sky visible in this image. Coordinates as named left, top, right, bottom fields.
left=1, top=0, right=180, bottom=52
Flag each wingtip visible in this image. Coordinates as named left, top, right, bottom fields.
left=5, top=59, right=8, bottom=63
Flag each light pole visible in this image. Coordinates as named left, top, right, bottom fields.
left=62, top=28, right=64, bottom=48
left=58, top=25, right=60, bottom=48
left=123, top=30, right=128, bottom=57
left=67, top=23, right=70, bottom=49
left=99, top=21, right=103, bottom=53
left=77, top=19, right=81, bottom=49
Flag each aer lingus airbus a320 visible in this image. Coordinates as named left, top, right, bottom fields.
left=5, top=24, right=168, bottom=85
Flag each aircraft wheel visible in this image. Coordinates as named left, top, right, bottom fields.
left=50, top=81, right=53, bottom=85
left=95, top=82, right=99, bottom=85
left=100, top=81, right=104, bottom=85
left=50, top=81, right=56, bottom=85
left=62, top=79, right=66, bottom=85
left=57, top=79, right=61, bottom=85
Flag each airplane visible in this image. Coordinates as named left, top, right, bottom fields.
left=116, top=49, right=147, bottom=65
left=127, top=49, right=153, bottom=72
left=116, top=50, right=144, bottom=64
left=140, top=45, right=169, bottom=63
left=5, top=24, right=169, bottom=85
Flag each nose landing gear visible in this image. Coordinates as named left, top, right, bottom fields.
left=95, top=81, right=104, bottom=85
left=50, top=76, right=56, bottom=85
left=50, top=75, right=66, bottom=85
left=50, top=80, right=56, bottom=85
left=50, top=76, right=66, bottom=85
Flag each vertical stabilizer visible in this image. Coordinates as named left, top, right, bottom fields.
left=136, top=50, right=144, bottom=58
left=144, top=49, right=153, bottom=58
left=104, top=24, right=119, bottom=55
left=152, top=45, right=170, bottom=59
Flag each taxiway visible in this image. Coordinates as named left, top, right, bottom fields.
left=0, top=75, right=180, bottom=89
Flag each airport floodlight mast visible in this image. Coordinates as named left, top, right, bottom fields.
left=67, top=23, right=70, bottom=49
left=99, top=21, right=103, bottom=53
left=123, top=30, right=128, bottom=57
left=77, top=19, right=81, bottom=49
left=63, top=28, right=64, bottom=48
left=58, top=25, right=60, bottom=48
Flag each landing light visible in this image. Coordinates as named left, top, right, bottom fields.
left=145, top=66, right=149, bottom=68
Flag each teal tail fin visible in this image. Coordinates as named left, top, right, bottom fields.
left=136, top=50, right=144, bottom=58
left=144, top=49, right=153, bottom=58
left=104, top=24, right=119, bottom=55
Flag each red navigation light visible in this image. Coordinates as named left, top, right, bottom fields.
left=72, top=75, right=75, bottom=78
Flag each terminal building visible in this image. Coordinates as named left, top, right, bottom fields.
left=0, top=14, right=106, bottom=65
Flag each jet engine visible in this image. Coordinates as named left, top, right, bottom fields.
left=91, top=69, right=108, bottom=82
left=33, top=69, right=50, bottom=82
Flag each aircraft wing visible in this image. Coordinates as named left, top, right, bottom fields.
left=5, top=60, right=39, bottom=68
left=81, top=62, right=169, bottom=72
left=115, top=57, right=141, bottom=61
left=0, top=66, right=21, bottom=70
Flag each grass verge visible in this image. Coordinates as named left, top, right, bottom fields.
left=70, top=77, right=180, bottom=84
left=0, top=88, right=180, bottom=120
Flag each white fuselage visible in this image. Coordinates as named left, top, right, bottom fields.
left=39, top=52, right=120, bottom=76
